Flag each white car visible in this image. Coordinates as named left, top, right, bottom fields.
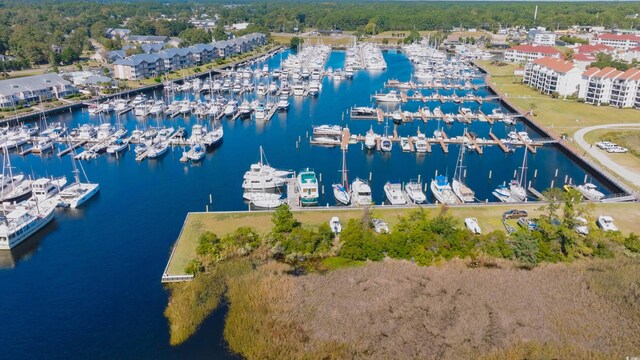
left=595, top=141, right=616, bottom=150
left=329, top=216, right=342, bottom=234
left=574, top=216, right=589, bottom=235
left=372, top=219, right=390, bottom=234
left=607, top=146, right=628, bottom=153
left=464, top=217, right=482, bottom=234
left=597, top=215, right=618, bottom=232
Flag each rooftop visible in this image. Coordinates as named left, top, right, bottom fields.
left=0, top=73, right=74, bottom=97
left=508, top=44, right=562, bottom=55
left=532, top=57, right=576, bottom=73
left=596, top=33, right=640, bottom=42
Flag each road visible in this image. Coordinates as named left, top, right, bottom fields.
left=574, top=123, right=640, bottom=187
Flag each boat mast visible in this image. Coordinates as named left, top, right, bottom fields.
left=518, top=146, right=528, bottom=188
left=454, top=139, right=465, bottom=182
left=340, top=148, right=349, bottom=191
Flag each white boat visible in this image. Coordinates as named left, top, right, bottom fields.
left=373, top=90, right=402, bottom=103
left=147, top=141, right=169, bottom=159
left=296, top=168, right=319, bottom=206
left=380, top=136, right=392, bottom=152
left=313, top=125, right=342, bottom=136
left=576, top=183, right=605, bottom=201
left=254, top=104, right=266, bottom=121
left=106, top=139, right=129, bottom=155
left=452, top=143, right=475, bottom=203
left=597, top=215, right=618, bottom=232
left=32, top=137, right=55, bottom=153
left=277, top=95, right=290, bottom=110
left=248, top=192, right=284, bottom=209
left=0, top=200, right=56, bottom=250
left=400, top=137, right=410, bottom=152
left=405, top=181, right=426, bottom=204
left=202, top=125, right=223, bottom=147
left=329, top=216, right=342, bottom=234
left=364, top=127, right=376, bottom=150
left=243, top=192, right=282, bottom=202
left=184, top=143, right=206, bottom=162
left=430, top=175, right=459, bottom=205
left=351, top=178, right=372, bottom=206
left=494, top=148, right=528, bottom=202
left=332, top=149, right=351, bottom=205
left=31, top=176, right=67, bottom=201
left=384, top=182, right=407, bottom=205
left=414, top=133, right=428, bottom=153
left=58, top=148, right=99, bottom=209
left=464, top=218, right=481, bottom=234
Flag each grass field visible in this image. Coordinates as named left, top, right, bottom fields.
left=165, top=203, right=640, bottom=276
left=475, top=60, right=640, bottom=138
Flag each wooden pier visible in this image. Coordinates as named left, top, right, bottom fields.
left=488, top=132, right=509, bottom=153
left=466, top=132, right=483, bottom=155
left=57, top=141, right=87, bottom=157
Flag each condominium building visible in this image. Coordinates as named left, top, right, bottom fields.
left=591, top=33, right=640, bottom=51
left=528, top=29, right=557, bottom=46
left=113, top=54, right=165, bottom=80
left=0, top=73, right=78, bottom=108
left=504, top=45, right=562, bottom=63
left=523, top=57, right=582, bottom=96
left=578, top=67, right=640, bottom=108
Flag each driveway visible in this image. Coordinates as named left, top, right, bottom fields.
left=573, top=123, right=640, bottom=187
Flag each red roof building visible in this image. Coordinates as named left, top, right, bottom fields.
left=591, top=33, right=640, bottom=50
left=504, top=45, right=562, bottom=63
left=523, top=56, right=581, bottom=96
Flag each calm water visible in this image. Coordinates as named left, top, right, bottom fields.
left=0, top=50, right=616, bottom=359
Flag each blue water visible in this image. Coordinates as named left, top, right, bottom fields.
left=0, top=49, right=617, bottom=359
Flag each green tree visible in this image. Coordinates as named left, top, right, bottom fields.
left=272, top=204, right=299, bottom=234
left=178, top=28, right=212, bottom=46
left=290, top=36, right=303, bottom=49
left=512, top=230, right=538, bottom=266
left=60, top=47, right=79, bottom=64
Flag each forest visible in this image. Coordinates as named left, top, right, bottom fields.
left=1, top=1, right=640, bottom=68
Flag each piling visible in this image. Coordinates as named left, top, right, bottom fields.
left=369, top=171, right=372, bottom=182
left=551, top=179, right=555, bottom=188
left=513, top=170, right=517, bottom=178
left=583, top=174, right=588, bottom=183
left=463, top=169, right=466, bottom=178
left=564, top=175, right=568, bottom=184
left=489, top=170, right=492, bottom=179
left=554, top=168, right=558, bottom=177
left=319, top=173, right=322, bottom=182
left=534, top=169, right=538, bottom=178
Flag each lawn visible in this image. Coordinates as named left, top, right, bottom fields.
left=165, top=203, right=640, bottom=276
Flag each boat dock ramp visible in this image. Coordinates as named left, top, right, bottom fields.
left=385, top=79, right=485, bottom=91
left=350, top=106, right=522, bottom=125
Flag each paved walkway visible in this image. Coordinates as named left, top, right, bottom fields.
left=574, top=123, right=640, bottom=187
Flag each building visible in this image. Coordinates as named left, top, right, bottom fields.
left=528, top=28, right=557, bottom=46
left=190, top=19, right=218, bottom=30
left=591, top=33, right=640, bottom=51
left=105, top=28, right=131, bottom=40
left=0, top=73, right=78, bottom=108
left=617, top=46, right=640, bottom=63
left=523, top=57, right=582, bottom=96
left=113, top=54, right=165, bottom=80
left=126, top=35, right=170, bottom=45
left=504, top=44, right=562, bottom=63
left=578, top=67, right=640, bottom=108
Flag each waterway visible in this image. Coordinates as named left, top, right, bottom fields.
left=0, top=49, right=619, bottom=358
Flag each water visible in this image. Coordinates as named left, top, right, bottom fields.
left=0, top=50, right=617, bottom=359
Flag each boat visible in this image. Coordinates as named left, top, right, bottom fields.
left=242, top=147, right=290, bottom=191
left=332, top=149, right=351, bottom=205
left=414, top=133, right=428, bottom=153
left=254, top=104, right=266, bottom=121
left=464, top=218, right=482, bottom=234
left=313, top=125, right=342, bottom=136
left=58, top=147, right=100, bottom=208
left=351, top=107, right=376, bottom=116
left=0, top=199, right=56, bottom=250
left=106, top=139, right=129, bottom=155
left=329, top=216, right=342, bottom=234
left=277, top=95, right=290, bottom=110
left=493, top=148, right=528, bottom=202
left=296, top=168, right=319, bottom=206
left=147, top=141, right=169, bottom=159
left=0, top=149, right=32, bottom=203
left=184, top=143, right=206, bottom=162
left=576, top=183, right=605, bottom=201
left=373, top=90, right=402, bottom=103
left=364, top=127, right=376, bottom=150
left=351, top=178, right=372, bottom=206
left=32, top=137, right=55, bottom=153
left=31, top=176, right=67, bottom=201
left=379, top=120, right=392, bottom=152
left=405, top=181, right=426, bottom=204
left=384, top=182, right=407, bottom=205
left=430, top=175, right=458, bottom=205
left=597, top=215, right=618, bottom=232
left=452, top=143, right=475, bottom=203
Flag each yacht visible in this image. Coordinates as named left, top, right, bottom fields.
left=332, top=149, right=351, bottom=205
left=351, top=178, right=372, bottom=206
left=364, top=127, right=376, bottom=150
left=373, top=90, right=402, bottom=103
left=254, top=104, right=266, bottom=121
left=292, top=83, right=305, bottom=96
left=493, top=148, right=528, bottom=202
left=576, top=183, right=605, bottom=201
left=430, top=175, right=459, bottom=205
left=58, top=151, right=99, bottom=209
left=0, top=200, right=56, bottom=250
left=106, top=138, right=129, bottom=155
left=32, top=137, right=55, bottom=153
left=452, top=144, right=475, bottom=203
left=414, top=133, right=428, bottom=153
left=31, top=177, right=67, bottom=201
left=405, top=181, right=426, bottom=204
left=147, top=141, right=169, bottom=159
left=277, top=95, right=290, bottom=110
left=384, top=182, right=407, bottom=205
left=250, top=193, right=285, bottom=209
left=184, top=143, right=206, bottom=162
left=296, top=168, right=319, bottom=206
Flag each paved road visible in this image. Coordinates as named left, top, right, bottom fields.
left=574, top=123, right=640, bottom=187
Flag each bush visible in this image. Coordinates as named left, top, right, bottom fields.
left=625, top=233, right=640, bottom=253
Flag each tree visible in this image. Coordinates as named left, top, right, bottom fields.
left=60, top=47, right=79, bottom=65
left=49, top=51, right=60, bottom=71
left=290, top=36, right=303, bottom=49
left=213, top=23, right=227, bottom=41
left=178, top=28, right=212, bottom=46
left=512, top=230, right=538, bottom=267
left=272, top=204, right=299, bottom=233
left=125, top=46, right=143, bottom=57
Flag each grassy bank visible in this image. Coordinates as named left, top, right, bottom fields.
left=222, top=258, right=640, bottom=359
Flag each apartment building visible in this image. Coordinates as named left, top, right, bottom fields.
left=113, top=54, right=165, bottom=80
left=528, top=29, right=557, bottom=46
left=579, top=67, right=640, bottom=108
left=591, top=33, right=640, bottom=51
left=0, top=73, right=78, bottom=108
left=523, top=57, right=582, bottom=96
left=504, top=45, right=562, bottom=63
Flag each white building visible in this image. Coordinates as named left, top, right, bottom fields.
left=579, top=67, right=640, bottom=108
left=504, top=44, right=562, bottom=63
left=528, top=28, right=557, bottom=46
left=523, top=57, right=582, bottom=96
left=591, top=33, right=640, bottom=51
left=0, top=74, right=78, bottom=108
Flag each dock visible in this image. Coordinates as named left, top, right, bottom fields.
left=341, top=128, right=351, bottom=150
left=57, top=141, right=87, bottom=157
left=488, top=132, right=509, bottom=153
left=466, top=133, right=483, bottom=155
left=516, top=133, right=537, bottom=154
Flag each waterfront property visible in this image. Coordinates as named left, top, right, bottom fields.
left=578, top=67, right=640, bottom=108
left=591, top=33, right=640, bottom=51
left=524, top=57, right=582, bottom=96
left=0, top=74, right=78, bottom=108
left=503, top=44, right=562, bottom=63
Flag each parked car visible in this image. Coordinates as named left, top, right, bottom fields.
left=607, top=146, right=628, bottom=153
left=372, top=219, right=390, bottom=234
left=517, top=217, right=538, bottom=231
left=597, top=215, right=618, bottom=232
left=502, top=209, right=528, bottom=220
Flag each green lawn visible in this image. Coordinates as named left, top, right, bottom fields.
left=165, top=203, right=640, bottom=276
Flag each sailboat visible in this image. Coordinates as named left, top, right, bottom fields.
left=332, top=148, right=351, bottom=205
left=0, top=147, right=32, bottom=203
left=58, top=143, right=100, bottom=208
left=493, top=147, right=528, bottom=202
left=380, top=120, right=392, bottom=152
left=452, top=142, right=475, bottom=203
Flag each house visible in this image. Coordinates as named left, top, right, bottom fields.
left=591, top=33, right=640, bottom=51
left=574, top=44, right=614, bottom=56
left=578, top=67, right=640, bottom=108
left=158, top=48, right=195, bottom=71
left=504, top=44, right=562, bottom=63
left=528, top=28, right=557, bottom=46
left=190, top=19, right=218, bottom=30
left=105, top=28, right=131, bottom=40
left=0, top=73, right=78, bottom=108
left=126, top=35, right=170, bottom=45
left=572, top=53, right=596, bottom=70
left=617, top=46, right=640, bottom=63
left=113, top=54, right=164, bottom=80
left=490, top=34, right=509, bottom=49
left=523, top=57, right=582, bottom=96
